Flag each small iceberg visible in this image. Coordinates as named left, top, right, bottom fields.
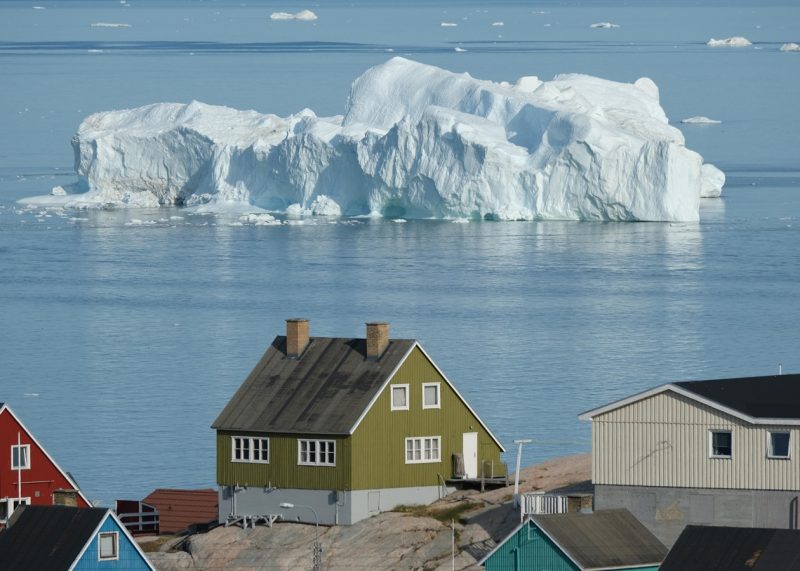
left=707, top=37, right=752, bottom=47
left=454, top=47, right=467, bottom=52
left=441, top=22, right=458, bottom=27
left=681, top=116, right=721, bottom=125
left=591, top=22, right=620, bottom=29
left=270, top=10, right=317, bottom=21
left=492, top=22, right=504, bottom=27
left=91, top=22, right=132, bottom=28
left=780, top=43, right=800, bottom=52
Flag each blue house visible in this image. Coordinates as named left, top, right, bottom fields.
left=0, top=505, right=154, bottom=571
left=479, top=509, right=666, bottom=571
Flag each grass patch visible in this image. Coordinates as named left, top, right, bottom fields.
left=394, top=501, right=480, bottom=524
left=138, top=535, right=177, bottom=553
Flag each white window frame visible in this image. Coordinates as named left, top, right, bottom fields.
left=297, top=439, right=336, bottom=467
left=405, top=436, right=441, bottom=464
left=390, top=384, right=409, bottom=411
left=11, top=444, right=30, bottom=470
left=767, top=431, right=791, bottom=459
left=98, top=531, right=119, bottom=561
left=231, top=436, right=270, bottom=464
left=709, top=430, right=732, bottom=458
left=422, top=382, right=441, bottom=410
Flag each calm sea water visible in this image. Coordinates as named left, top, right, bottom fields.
left=1, top=0, right=798, bottom=506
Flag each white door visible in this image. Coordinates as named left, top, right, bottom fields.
left=463, top=432, right=478, bottom=478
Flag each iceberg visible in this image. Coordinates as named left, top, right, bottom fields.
left=780, top=43, right=800, bottom=52
left=707, top=37, right=752, bottom=47
left=270, top=10, right=318, bottom=21
left=27, top=57, right=724, bottom=221
left=681, top=116, right=721, bottom=124
left=590, top=22, right=620, bottom=29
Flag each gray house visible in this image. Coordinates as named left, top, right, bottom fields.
left=580, top=374, right=800, bottom=547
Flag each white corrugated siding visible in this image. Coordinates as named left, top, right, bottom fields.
left=592, top=391, right=800, bottom=490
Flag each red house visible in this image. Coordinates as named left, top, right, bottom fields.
left=0, top=403, right=91, bottom=523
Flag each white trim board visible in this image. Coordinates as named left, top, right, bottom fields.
left=578, top=383, right=800, bottom=426
left=0, top=404, right=93, bottom=507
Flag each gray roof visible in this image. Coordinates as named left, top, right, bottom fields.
left=533, top=509, right=667, bottom=570
left=212, top=336, right=416, bottom=435
left=0, top=506, right=108, bottom=571
left=660, top=525, right=800, bottom=570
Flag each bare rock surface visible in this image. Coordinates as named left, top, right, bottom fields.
left=142, top=453, right=590, bottom=570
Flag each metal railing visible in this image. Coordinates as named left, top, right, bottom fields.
left=520, top=492, right=568, bottom=520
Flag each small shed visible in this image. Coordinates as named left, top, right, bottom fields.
left=480, top=509, right=667, bottom=571
left=660, top=525, right=800, bottom=570
left=142, top=488, right=217, bottom=534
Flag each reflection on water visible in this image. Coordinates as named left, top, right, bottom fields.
left=3, top=182, right=798, bottom=505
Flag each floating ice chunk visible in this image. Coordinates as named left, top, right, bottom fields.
left=87, top=49, right=104, bottom=54
left=591, top=22, right=620, bottom=29
left=780, top=43, right=800, bottom=52
left=34, top=58, right=722, bottom=221
left=310, top=195, right=342, bottom=216
left=492, top=22, right=504, bottom=26
left=707, top=37, right=752, bottom=47
left=238, top=213, right=280, bottom=225
left=681, top=116, right=721, bottom=124
left=91, top=22, right=132, bottom=28
left=51, top=186, right=68, bottom=196
left=454, top=47, right=467, bottom=52
left=270, top=10, right=318, bottom=21
left=441, top=22, right=458, bottom=27
left=33, top=6, right=46, bottom=9
left=700, top=164, right=725, bottom=198
left=391, top=218, right=407, bottom=223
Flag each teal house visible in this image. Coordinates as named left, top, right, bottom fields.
left=0, top=505, right=155, bottom=570
left=479, top=509, right=666, bottom=571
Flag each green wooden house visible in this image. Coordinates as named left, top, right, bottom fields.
left=212, top=319, right=505, bottom=525
left=479, top=509, right=666, bottom=571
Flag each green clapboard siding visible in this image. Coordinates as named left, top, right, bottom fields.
left=216, top=432, right=351, bottom=490
left=484, top=521, right=660, bottom=571
left=351, top=346, right=504, bottom=490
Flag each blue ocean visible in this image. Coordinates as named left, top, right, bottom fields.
left=1, top=0, right=798, bottom=506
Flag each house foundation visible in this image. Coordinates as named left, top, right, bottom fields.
left=219, top=484, right=455, bottom=526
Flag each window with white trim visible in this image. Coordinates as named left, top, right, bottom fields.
left=391, top=384, right=409, bottom=411
left=98, top=531, right=119, bottom=561
left=11, top=444, right=30, bottom=470
left=405, top=436, right=441, bottom=464
left=231, top=436, right=269, bottom=463
left=768, top=431, right=790, bottom=459
left=710, top=430, right=732, bottom=458
left=422, top=383, right=441, bottom=409
left=298, top=439, right=336, bottom=466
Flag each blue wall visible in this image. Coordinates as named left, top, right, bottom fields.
left=73, top=514, right=152, bottom=571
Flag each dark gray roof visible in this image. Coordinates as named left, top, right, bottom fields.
left=675, top=374, right=800, bottom=419
left=0, top=506, right=107, bottom=571
left=660, top=525, right=800, bottom=570
left=533, top=509, right=668, bottom=570
left=212, top=336, right=416, bottom=434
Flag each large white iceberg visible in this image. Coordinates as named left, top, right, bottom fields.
left=27, top=58, right=724, bottom=221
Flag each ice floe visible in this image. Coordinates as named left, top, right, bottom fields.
left=270, top=10, right=317, bottom=21
left=591, top=22, right=620, bottom=29
left=780, top=43, right=800, bottom=52
left=707, top=37, right=752, bottom=47
left=441, top=22, right=458, bottom=27
left=91, top=22, right=132, bottom=28
left=681, top=116, right=721, bottom=124
left=26, top=57, right=725, bottom=221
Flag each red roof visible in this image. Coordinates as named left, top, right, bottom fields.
left=142, top=489, right=217, bottom=534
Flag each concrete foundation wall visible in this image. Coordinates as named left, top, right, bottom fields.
left=596, top=484, right=800, bottom=548
left=219, top=484, right=453, bottom=526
